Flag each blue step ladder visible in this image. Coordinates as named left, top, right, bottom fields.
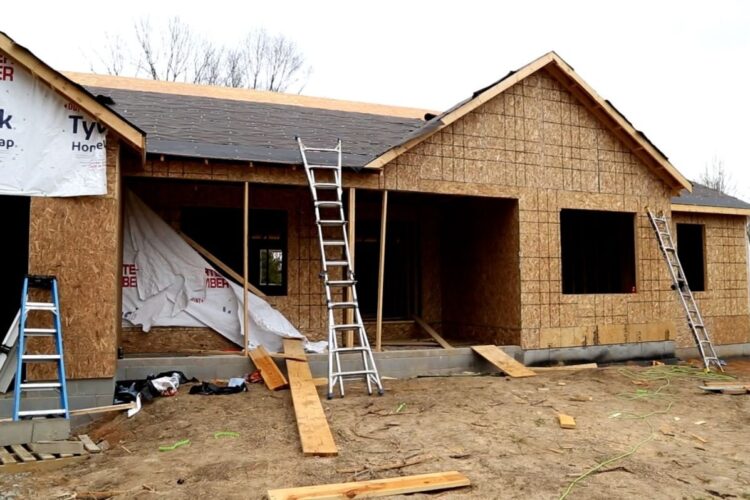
left=13, top=275, right=70, bottom=420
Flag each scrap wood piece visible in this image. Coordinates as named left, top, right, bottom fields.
left=558, top=414, right=576, bottom=429
left=533, top=363, right=598, bottom=372
left=283, top=338, right=337, bottom=457
left=412, top=315, right=453, bottom=349
left=699, top=383, right=749, bottom=395
left=79, top=437, right=101, bottom=454
left=10, top=444, right=36, bottom=462
left=471, top=345, right=536, bottom=378
left=0, top=446, right=17, bottom=464
left=248, top=345, right=289, bottom=391
left=267, top=470, right=470, bottom=500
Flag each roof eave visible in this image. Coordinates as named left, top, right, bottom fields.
left=671, top=203, right=750, bottom=217
left=0, top=32, right=146, bottom=154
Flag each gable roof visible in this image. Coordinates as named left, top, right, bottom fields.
left=363, top=52, right=692, bottom=193
left=672, top=182, right=750, bottom=216
left=0, top=32, right=145, bottom=152
left=67, top=75, right=428, bottom=168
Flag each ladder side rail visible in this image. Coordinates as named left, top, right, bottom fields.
left=12, top=279, right=30, bottom=421
left=51, top=279, right=69, bottom=418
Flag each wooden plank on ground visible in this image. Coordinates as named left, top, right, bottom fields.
left=10, top=444, right=36, bottom=462
left=533, top=363, right=598, bottom=372
left=0, top=454, right=85, bottom=474
left=0, top=447, right=17, bottom=464
left=30, top=441, right=84, bottom=456
left=471, top=345, right=536, bottom=378
left=248, top=346, right=289, bottom=391
left=69, top=402, right=135, bottom=416
left=283, top=338, right=337, bottom=457
left=78, top=434, right=101, bottom=453
left=267, top=470, right=471, bottom=500
left=413, top=315, right=454, bottom=349
left=558, top=414, right=576, bottom=429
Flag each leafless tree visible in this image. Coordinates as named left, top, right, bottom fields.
left=699, top=156, right=735, bottom=195
left=93, top=17, right=310, bottom=92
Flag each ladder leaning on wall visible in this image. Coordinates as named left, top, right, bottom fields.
left=647, top=210, right=723, bottom=371
left=296, top=137, right=384, bottom=399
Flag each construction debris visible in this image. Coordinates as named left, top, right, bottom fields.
left=558, top=414, right=577, bottom=429
left=472, top=345, right=536, bottom=378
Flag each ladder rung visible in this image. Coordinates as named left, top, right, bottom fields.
left=308, top=164, right=339, bottom=170
left=20, top=382, right=61, bottom=390
left=24, top=328, right=57, bottom=336
left=326, top=280, right=356, bottom=286
left=22, top=354, right=61, bottom=362
left=318, top=220, right=346, bottom=226
left=303, top=146, right=340, bottom=152
left=315, top=201, right=343, bottom=208
left=325, top=260, right=350, bottom=267
left=332, top=369, right=379, bottom=377
left=322, top=240, right=346, bottom=246
left=328, top=301, right=357, bottom=309
left=25, top=302, right=56, bottom=311
left=17, top=409, right=66, bottom=417
left=332, top=347, right=372, bottom=354
left=332, top=324, right=360, bottom=330
left=313, top=183, right=340, bottom=190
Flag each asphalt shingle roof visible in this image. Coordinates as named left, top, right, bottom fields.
left=672, top=182, right=750, bottom=210
left=84, top=86, right=425, bottom=168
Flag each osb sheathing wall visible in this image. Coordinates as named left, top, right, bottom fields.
left=672, top=212, right=750, bottom=346
left=28, top=133, right=121, bottom=379
left=377, top=69, right=685, bottom=350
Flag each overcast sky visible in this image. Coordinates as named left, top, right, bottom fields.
left=4, top=1, right=749, bottom=200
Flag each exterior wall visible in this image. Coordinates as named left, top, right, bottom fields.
left=672, top=212, right=750, bottom=346
left=28, top=134, right=122, bottom=379
left=378, top=69, right=682, bottom=349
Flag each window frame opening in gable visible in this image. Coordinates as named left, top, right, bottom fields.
left=560, top=209, right=637, bottom=295
left=676, top=223, right=706, bottom=292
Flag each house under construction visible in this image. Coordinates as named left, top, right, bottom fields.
left=0, top=31, right=749, bottom=416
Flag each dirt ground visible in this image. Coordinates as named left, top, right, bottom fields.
left=2, top=360, right=750, bottom=500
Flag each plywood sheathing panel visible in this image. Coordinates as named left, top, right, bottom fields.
left=379, top=70, right=686, bottom=349
left=28, top=135, right=122, bottom=379
left=120, top=327, right=238, bottom=354
left=672, top=212, right=750, bottom=346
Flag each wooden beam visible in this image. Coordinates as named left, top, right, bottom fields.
left=243, top=182, right=250, bottom=355
left=671, top=203, right=750, bottom=217
left=375, top=190, right=388, bottom=352
left=70, top=402, right=136, bottom=416
left=283, top=338, right=338, bottom=456
left=267, top=470, right=471, bottom=500
left=177, top=230, right=267, bottom=298
left=471, top=345, right=537, bottom=378
left=247, top=345, right=288, bottom=391
left=412, top=315, right=454, bottom=349
left=345, top=188, right=356, bottom=348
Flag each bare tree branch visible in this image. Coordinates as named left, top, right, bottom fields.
left=94, top=18, right=311, bottom=92
left=699, top=156, right=735, bottom=195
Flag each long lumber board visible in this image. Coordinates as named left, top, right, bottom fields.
left=283, top=339, right=337, bottom=456
left=472, top=345, right=536, bottom=378
left=412, top=315, right=453, bottom=349
left=248, top=346, right=288, bottom=390
left=267, top=470, right=470, bottom=499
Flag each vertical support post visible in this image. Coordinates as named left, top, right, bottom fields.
left=345, top=188, right=356, bottom=347
left=243, top=182, right=250, bottom=355
left=375, top=190, right=389, bottom=352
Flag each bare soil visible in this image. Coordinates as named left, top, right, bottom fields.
left=2, top=360, right=750, bottom=500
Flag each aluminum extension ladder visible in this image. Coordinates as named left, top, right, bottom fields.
left=13, top=275, right=70, bottom=420
left=296, top=137, right=384, bottom=399
left=647, top=211, right=723, bottom=371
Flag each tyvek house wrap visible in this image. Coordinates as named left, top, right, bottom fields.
left=121, top=190, right=325, bottom=353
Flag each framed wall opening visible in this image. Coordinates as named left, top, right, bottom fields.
left=676, top=223, right=706, bottom=292
left=560, top=209, right=636, bottom=294
left=0, top=195, right=30, bottom=335
left=355, top=190, right=521, bottom=346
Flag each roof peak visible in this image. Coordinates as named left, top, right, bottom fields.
left=64, top=72, right=434, bottom=120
